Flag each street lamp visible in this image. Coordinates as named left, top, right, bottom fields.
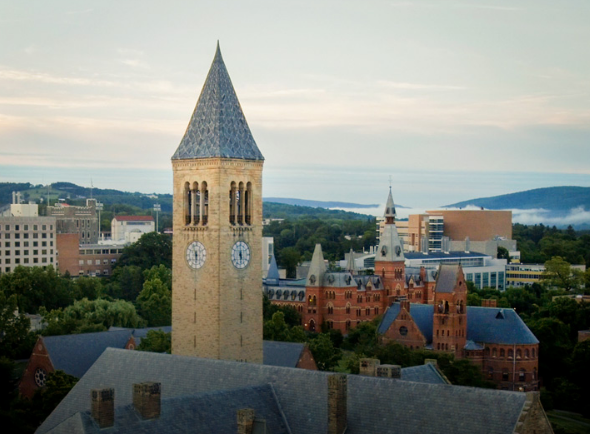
left=153, top=203, right=161, bottom=233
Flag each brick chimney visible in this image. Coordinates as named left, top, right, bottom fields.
left=400, top=299, right=410, bottom=313
left=482, top=299, right=497, bottom=308
left=376, top=364, right=401, bottom=379
left=359, top=358, right=380, bottom=376
left=237, top=408, right=256, bottom=434
left=133, top=382, right=161, bottom=419
left=328, top=374, right=347, bottom=434
left=91, top=388, right=115, bottom=428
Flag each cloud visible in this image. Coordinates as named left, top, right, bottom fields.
left=512, top=207, right=590, bottom=227
left=377, top=81, right=466, bottom=91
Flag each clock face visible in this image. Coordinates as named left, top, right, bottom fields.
left=186, top=241, right=206, bottom=269
left=231, top=241, right=250, bottom=269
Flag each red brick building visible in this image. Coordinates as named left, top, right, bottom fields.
left=378, top=264, right=540, bottom=391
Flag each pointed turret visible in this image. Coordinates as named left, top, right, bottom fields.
left=346, top=248, right=356, bottom=274
left=172, top=43, right=264, bottom=161
left=376, top=189, right=404, bottom=262
left=266, top=254, right=280, bottom=284
left=307, top=244, right=327, bottom=286
left=384, top=187, right=396, bottom=224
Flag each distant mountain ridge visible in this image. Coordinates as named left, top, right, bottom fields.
left=264, top=197, right=379, bottom=209
left=445, top=186, right=590, bottom=211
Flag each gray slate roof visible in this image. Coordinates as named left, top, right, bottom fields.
left=466, top=307, right=539, bottom=345
left=171, top=43, right=264, bottom=161
left=42, top=330, right=131, bottom=378
left=435, top=263, right=460, bottom=293
left=400, top=363, right=448, bottom=385
left=378, top=303, right=539, bottom=345
left=38, top=348, right=530, bottom=434
left=46, top=384, right=290, bottom=434
left=263, top=341, right=306, bottom=368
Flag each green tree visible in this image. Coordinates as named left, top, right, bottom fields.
left=0, top=292, right=36, bottom=359
left=137, top=330, right=172, bottom=353
left=263, top=312, right=291, bottom=342
left=279, top=247, right=301, bottom=278
left=342, top=321, right=378, bottom=354
left=308, top=333, right=342, bottom=371
left=497, top=246, right=510, bottom=260
left=143, top=265, right=172, bottom=290
left=136, top=278, right=172, bottom=327
left=33, top=370, right=78, bottom=416
left=542, top=257, right=584, bottom=291
left=72, top=277, right=102, bottom=301
left=107, top=265, right=144, bottom=301
left=115, top=232, right=172, bottom=271
left=41, top=298, right=145, bottom=335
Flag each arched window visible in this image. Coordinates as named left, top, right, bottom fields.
left=346, top=303, right=351, bottom=314
left=508, top=349, right=514, bottom=359
left=492, top=348, right=497, bottom=357
left=519, top=369, right=526, bottom=382
left=184, top=182, right=191, bottom=225
left=346, top=320, right=351, bottom=330
left=382, top=268, right=385, bottom=278
left=532, top=348, right=536, bottom=358
left=525, top=349, right=529, bottom=358
left=327, top=304, right=334, bottom=315
left=229, top=181, right=237, bottom=224
left=502, top=369, right=509, bottom=381
left=201, top=182, right=209, bottom=225
left=309, top=319, right=316, bottom=332
left=500, top=349, right=505, bottom=358
left=245, top=182, right=252, bottom=225
left=516, top=349, right=522, bottom=359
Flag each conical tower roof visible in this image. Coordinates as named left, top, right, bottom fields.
left=307, top=243, right=327, bottom=286
left=172, top=43, right=264, bottom=161
left=266, top=254, right=280, bottom=283
left=384, top=187, right=396, bottom=220
left=346, top=248, right=356, bottom=273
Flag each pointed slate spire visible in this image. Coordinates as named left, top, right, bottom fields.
left=266, top=254, right=280, bottom=284
left=346, top=248, right=356, bottom=274
left=307, top=244, right=327, bottom=286
left=172, top=43, right=264, bottom=161
left=384, top=187, right=396, bottom=223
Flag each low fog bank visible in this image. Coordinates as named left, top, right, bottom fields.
left=331, top=205, right=590, bottom=229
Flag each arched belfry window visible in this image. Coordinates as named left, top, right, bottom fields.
left=230, top=182, right=237, bottom=225
left=185, top=182, right=206, bottom=226
left=245, top=182, right=252, bottom=225
left=238, top=182, right=245, bottom=224
left=201, top=182, right=208, bottom=225
left=184, top=182, right=191, bottom=225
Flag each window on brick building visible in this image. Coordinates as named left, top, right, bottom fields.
left=500, top=349, right=505, bottom=358
left=516, top=349, right=522, bottom=359
left=488, top=367, right=493, bottom=379
left=502, top=370, right=509, bottom=381
left=525, top=349, right=529, bottom=358
left=508, top=349, right=513, bottom=359
left=519, top=369, right=525, bottom=382
left=346, top=303, right=351, bottom=314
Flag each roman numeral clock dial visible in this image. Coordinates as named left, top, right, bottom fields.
left=231, top=241, right=250, bottom=269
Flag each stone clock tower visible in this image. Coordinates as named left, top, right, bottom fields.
left=171, top=43, right=264, bottom=363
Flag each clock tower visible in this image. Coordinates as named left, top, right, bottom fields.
left=171, top=43, right=264, bottom=363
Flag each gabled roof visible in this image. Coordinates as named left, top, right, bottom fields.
left=45, top=384, right=290, bottom=434
left=400, top=363, right=449, bottom=385
left=378, top=303, right=539, bottom=345
left=435, top=264, right=461, bottom=293
left=171, top=43, right=264, bottom=161
left=263, top=341, right=306, bottom=368
left=42, top=330, right=132, bottom=378
left=38, top=348, right=532, bottom=434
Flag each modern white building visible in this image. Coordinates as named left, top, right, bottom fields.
left=111, top=216, right=155, bottom=242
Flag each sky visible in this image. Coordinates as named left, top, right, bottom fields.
left=1, top=0, right=590, bottom=209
